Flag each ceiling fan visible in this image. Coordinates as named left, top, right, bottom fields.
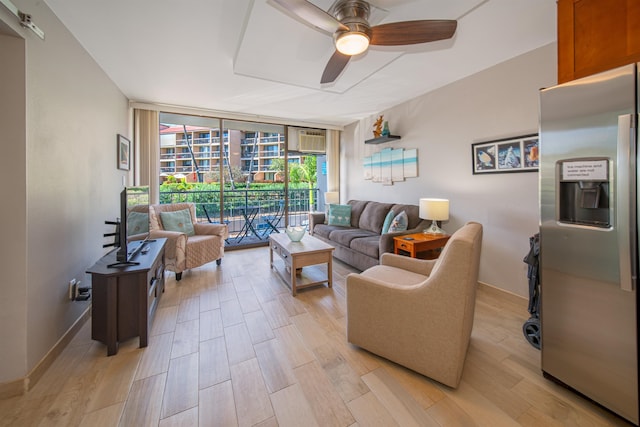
left=271, top=0, right=457, bottom=84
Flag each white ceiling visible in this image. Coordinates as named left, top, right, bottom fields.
left=42, top=0, right=556, bottom=127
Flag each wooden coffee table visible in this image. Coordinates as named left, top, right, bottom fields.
left=269, top=233, right=335, bottom=296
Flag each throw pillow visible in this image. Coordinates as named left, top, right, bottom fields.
left=160, top=209, right=195, bottom=236
left=381, top=209, right=395, bottom=234
left=127, top=211, right=149, bottom=236
left=388, top=210, right=408, bottom=233
left=328, top=204, right=352, bottom=227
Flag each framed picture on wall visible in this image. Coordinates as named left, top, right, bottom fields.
left=472, top=134, right=538, bottom=174
left=117, top=134, right=131, bottom=171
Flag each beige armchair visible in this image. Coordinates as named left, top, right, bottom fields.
left=346, top=221, right=483, bottom=388
left=149, top=203, right=228, bottom=281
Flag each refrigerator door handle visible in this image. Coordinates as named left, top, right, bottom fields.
left=616, top=113, right=636, bottom=292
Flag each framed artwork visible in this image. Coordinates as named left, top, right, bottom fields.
left=362, top=147, right=418, bottom=185
left=117, top=134, right=131, bottom=171
left=472, top=134, right=538, bottom=174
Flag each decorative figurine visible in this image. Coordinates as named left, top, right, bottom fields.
left=373, top=115, right=383, bottom=138
left=381, top=121, right=390, bottom=137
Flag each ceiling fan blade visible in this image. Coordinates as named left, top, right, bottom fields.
left=270, top=0, right=348, bottom=33
left=370, top=20, right=457, bottom=46
left=321, top=51, right=351, bottom=84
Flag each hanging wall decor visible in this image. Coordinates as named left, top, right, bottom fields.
left=117, top=134, right=131, bottom=171
left=364, top=147, right=418, bottom=185
left=472, top=133, right=538, bottom=174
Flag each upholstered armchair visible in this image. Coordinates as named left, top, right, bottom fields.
left=346, top=221, right=483, bottom=388
left=148, top=203, right=228, bottom=281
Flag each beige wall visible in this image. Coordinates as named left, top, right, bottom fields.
left=0, top=0, right=129, bottom=383
left=0, top=29, right=27, bottom=382
left=341, top=43, right=557, bottom=297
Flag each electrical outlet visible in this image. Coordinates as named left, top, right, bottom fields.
left=68, top=279, right=77, bottom=300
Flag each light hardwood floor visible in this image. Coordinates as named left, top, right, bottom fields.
left=0, top=246, right=633, bottom=426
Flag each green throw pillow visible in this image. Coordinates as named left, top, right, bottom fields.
left=160, top=209, right=195, bottom=236
left=388, top=210, right=408, bottom=233
left=381, top=209, right=395, bottom=234
left=328, top=204, right=352, bottom=227
left=127, top=211, right=149, bottom=236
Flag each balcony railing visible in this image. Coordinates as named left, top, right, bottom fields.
left=159, top=188, right=319, bottom=246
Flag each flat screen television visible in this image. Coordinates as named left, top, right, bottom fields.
left=114, top=185, right=150, bottom=265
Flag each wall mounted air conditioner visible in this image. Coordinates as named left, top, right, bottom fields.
left=298, top=129, right=326, bottom=153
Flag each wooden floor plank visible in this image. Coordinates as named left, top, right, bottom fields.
left=220, top=298, right=245, bottom=328
left=161, top=352, right=199, bottom=419
left=347, top=391, right=399, bottom=427
left=313, top=342, right=369, bottom=403
left=237, top=289, right=262, bottom=314
left=260, top=298, right=292, bottom=330
left=244, top=310, right=276, bottom=345
left=170, top=318, right=199, bottom=359
left=224, top=323, right=255, bottom=366
left=253, top=338, right=296, bottom=394
left=270, top=383, right=320, bottom=427
left=177, top=296, right=200, bottom=323
left=362, top=367, right=438, bottom=427
left=85, top=349, right=141, bottom=414
left=158, top=406, right=198, bottom=427
left=273, top=324, right=316, bottom=368
left=79, top=402, right=125, bottom=427
left=198, top=288, right=220, bottom=312
left=199, top=336, right=231, bottom=389
left=199, top=381, right=238, bottom=427
left=135, top=332, right=174, bottom=380
left=230, top=358, right=274, bottom=427
left=199, top=309, right=224, bottom=342
left=294, top=360, right=355, bottom=426
left=119, top=373, right=166, bottom=426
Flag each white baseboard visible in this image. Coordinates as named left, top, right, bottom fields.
left=477, top=281, right=528, bottom=310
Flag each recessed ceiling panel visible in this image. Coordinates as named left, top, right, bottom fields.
left=234, top=0, right=484, bottom=93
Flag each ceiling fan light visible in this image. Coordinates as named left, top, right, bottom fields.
left=335, top=32, right=369, bottom=56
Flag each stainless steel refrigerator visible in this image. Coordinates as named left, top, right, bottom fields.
left=539, top=63, right=638, bottom=425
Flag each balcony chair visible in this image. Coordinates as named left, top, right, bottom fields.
left=346, top=221, right=483, bottom=388
left=148, top=202, right=228, bottom=281
left=260, top=201, right=285, bottom=236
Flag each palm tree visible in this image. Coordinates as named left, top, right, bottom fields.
left=297, top=156, right=317, bottom=207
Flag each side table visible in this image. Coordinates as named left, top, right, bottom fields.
left=393, top=232, right=450, bottom=259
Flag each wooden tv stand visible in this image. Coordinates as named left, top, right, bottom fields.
left=86, top=238, right=166, bottom=356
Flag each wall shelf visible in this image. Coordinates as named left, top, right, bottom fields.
left=365, top=135, right=401, bottom=144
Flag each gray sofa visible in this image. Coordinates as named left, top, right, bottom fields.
left=309, top=200, right=429, bottom=271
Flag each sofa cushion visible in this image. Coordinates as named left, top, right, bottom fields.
left=358, top=202, right=394, bottom=234
left=350, top=236, right=381, bottom=259
left=160, top=209, right=195, bottom=236
left=360, top=264, right=428, bottom=286
left=328, top=204, right=352, bottom=226
left=388, top=210, right=408, bottom=233
left=313, top=223, right=351, bottom=240
left=391, top=203, right=422, bottom=229
left=381, top=209, right=395, bottom=234
left=329, top=228, right=378, bottom=248
left=347, top=200, right=369, bottom=228
left=127, top=211, right=149, bottom=236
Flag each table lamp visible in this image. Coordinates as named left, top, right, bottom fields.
left=419, top=198, right=449, bottom=234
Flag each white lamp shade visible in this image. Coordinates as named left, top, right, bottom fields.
left=419, top=198, right=449, bottom=221
left=325, top=192, right=339, bottom=205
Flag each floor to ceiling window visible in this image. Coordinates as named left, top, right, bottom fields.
left=157, top=113, right=327, bottom=248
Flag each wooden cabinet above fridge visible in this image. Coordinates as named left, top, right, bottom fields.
left=557, top=0, right=640, bottom=84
